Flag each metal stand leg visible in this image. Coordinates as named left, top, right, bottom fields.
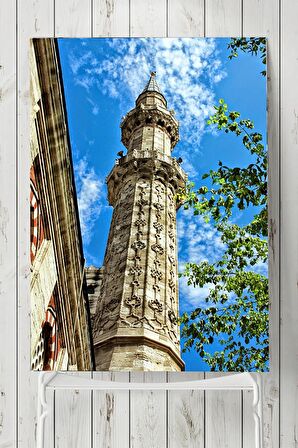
left=36, top=372, right=57, bottom=448
left=37, top=373, right=46, bottom=448
left=251, top=373, right=263, bottom=448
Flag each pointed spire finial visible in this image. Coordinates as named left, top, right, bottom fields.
left=141, top=71, right=162, bottom=95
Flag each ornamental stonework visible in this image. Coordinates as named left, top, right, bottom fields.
left=92, top=73, right=187, bottom=371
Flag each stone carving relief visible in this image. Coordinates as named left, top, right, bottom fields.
left=93, top=181, right=137, bottom=337
left=163, top=185, right=180, bottom=346
left=153, top=284, right=161, bottom=293
left=142, top=180, right=167, bottom=331
left=168, top=309, right=177, bottom=325
left=131, top=279, right=140, bottom=287
left=135, top=218, right=146, bottom=227
left=168, top=279, right=176, bottom=293
left=168, top=211, right=176, bottom=223
left=151, top=269, right=163, bottom=280
left=95, top=164, right=183, bottom=349
left=121, top=182, right=150, bottom=327
left=131, top=240, right=146, bottom=251
left=125, top=294, right=142, bottom=311
left=151, top=243, right=164, bottom=255
left=148, top=298, right=163, bottom=314
left=136, top=198, right=149, bottom=208
left=153, top=222, right=163, bottom=232
left=129, top=265, right=143, bottom=276
left=168, top=230, right=175, bottom=242
left=168, top=255, right=176, bottom=265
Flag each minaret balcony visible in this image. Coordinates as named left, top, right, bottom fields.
left=116, top=149, right=186, bottom=180
left=121, top=105, right=179, bottom=150
left=106, top=150, right=187, bottom=207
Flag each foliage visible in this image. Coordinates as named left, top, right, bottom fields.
left=177, top=98, right=268, bottom=371
left=227, top=37, right=267, bottom=76
left=184, top=100, right=267, bottom=232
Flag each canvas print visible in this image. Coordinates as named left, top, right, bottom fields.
left=30, top=37, right=267, bottom=372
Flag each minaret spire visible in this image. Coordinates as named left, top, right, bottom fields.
left=92, top=72, right=187, bottom=371
left=135, top=71, right=168, bottom=108
left=141, top=71, right=163, bottom=95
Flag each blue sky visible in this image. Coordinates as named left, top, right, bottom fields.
left=58, top=38, right=266, bottom=371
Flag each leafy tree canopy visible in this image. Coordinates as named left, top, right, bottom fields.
left=177, top=39, right=268, bottom=371
left=228, top=37, right=266, bottom=76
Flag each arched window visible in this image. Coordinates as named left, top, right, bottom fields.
left=42, top=322, right=53, bottom=371
left=30, top=179, right=39, bottom=263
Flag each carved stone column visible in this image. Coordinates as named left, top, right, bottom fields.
left=93, top=73, right=187, bottom=371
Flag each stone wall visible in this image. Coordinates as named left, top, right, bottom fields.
left=30, top=39, right=94, bottom=371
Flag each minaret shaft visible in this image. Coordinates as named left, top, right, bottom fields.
left=128, top=124, right=172, bottom=156
left=92, top=74, right=186, bottom=371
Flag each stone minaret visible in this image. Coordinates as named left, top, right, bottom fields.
left=92, top=72, right=187, bottom=371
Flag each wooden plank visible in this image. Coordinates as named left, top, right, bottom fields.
left=53, top=3, right=92, bottom=447
left=17, top=2, right=55, bottom=447
left=91, top=0, right=130, bottom=443
left=55, top=0, right=91, bottom=37
left=130, top=372, right=167, bottom=448
left=0, top=1, right=17, bottom=446
left=93, top=372, right=130, bottom=448
left=243, top=2, right=280, bottom=447
left=167, top=4, right=204, bottom=446
left=205, top=0, right=241, bottom=37
left=91, top=8, right=130, bottom=447
left=167, top=372, right=204, bottom=448
left=205, top=374, right=242, bottom=448
left=168, top=0, right=204, bottom=37
left=130, top=0, right=167, bottom=37
left=242, top=389, right=255, bottom=448
left=93, top=0, right=130, bottom=37
left=128, top=5, right=168, bottom=445
left=54, top=375, right=92, bottom=447
left=280, top=1, right=298, bottom=446
left=204, top=2, right=243, bottom=446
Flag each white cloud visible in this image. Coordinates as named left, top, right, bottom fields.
left=177, top=208, right=226, bottom=310
left=177, top=208, right=225, bottom=266
left=87, top=97, right=99, bottom=115
left=248, top=259, right=268, bottom=276
left=74, top=159, right=104, bottom=244
left=69, top=50, right=92, bottom=75
left=179, top=277, right=215, bottom=309
left=67, top=38, right=226, bottom=178
left=179, top=274, right=238, bottom=311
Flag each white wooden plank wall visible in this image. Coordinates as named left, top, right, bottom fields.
left=0, top=1, right=17, bottom=448
left=1, top=0, right=297, bottom=447
left=54, top=4, right=93, bottom=447
left=17, top=3, right=55, bottom=448
left=242, top=3, right=281, bottom=447
left=168, top=372, right=205, bottom=447
left=280, top=1, right=298, bottom=446
left=93, top=372, right=130, bottom=447
left=204, top=5, right=244, bottom=446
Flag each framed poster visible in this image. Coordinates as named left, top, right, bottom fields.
left=30, top=37, right=267, bottom=372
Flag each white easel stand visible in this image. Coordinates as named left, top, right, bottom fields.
left=37, top=372, right=263, bottom=448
